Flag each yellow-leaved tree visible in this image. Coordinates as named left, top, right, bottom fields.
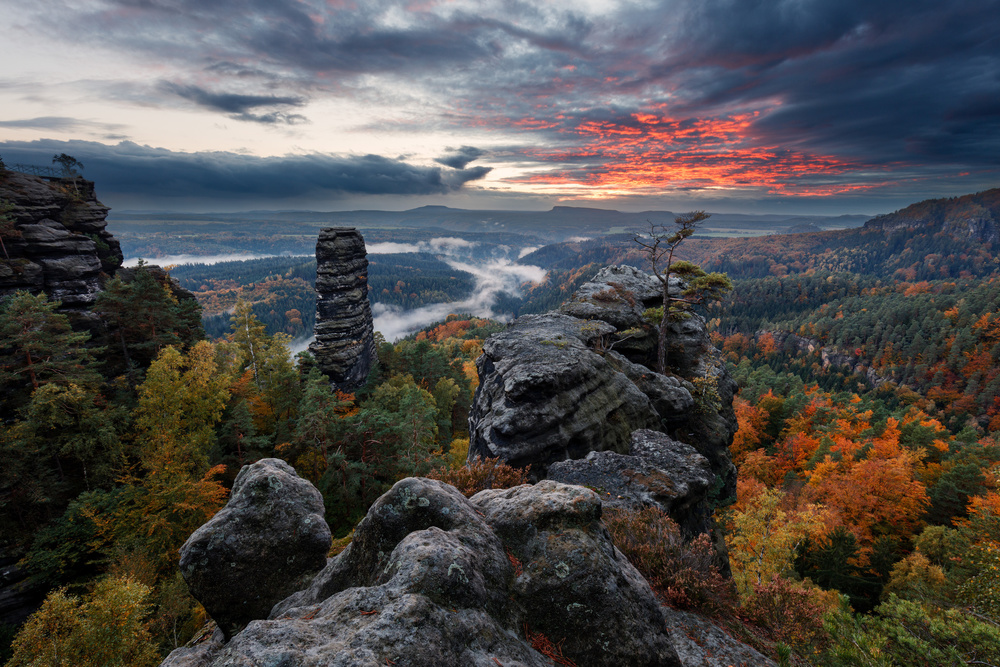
left=85, top=341, right=235, bottom=574
left=727, top=485, right=828, bottom=596
left=7, top=576, right=158, bottom=667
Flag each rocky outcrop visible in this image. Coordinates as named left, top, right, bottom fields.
left=467, top=313, right=663, bottom=475
left=164, top=476, right=681, bottom=667
left=548, top=429, right=715, bottom=538
left=309, top=228, right=377, bottom=390
left=470, top=265, right=737, bottom=505
left=0, top=171, right=122, bottom=316
left=757, top=329, right=889, bottom=388
left=862, top=188, right=1000, bottom=244
left=179, top=459, right=331, bottom=640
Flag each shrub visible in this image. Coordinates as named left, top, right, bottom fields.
left=7, top=576, right=158, bottom=667
left=603, top=506, right=734, bottom=615
left=426, top=456, right=531, bottom=497
left=739, top=576, right=833, bottom=657
left=823, top=595, right=1000, bottom=666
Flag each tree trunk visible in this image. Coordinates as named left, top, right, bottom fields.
left=657, top=285, right=669, bottom=374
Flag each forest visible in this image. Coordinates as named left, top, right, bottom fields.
left=3, top=189, right=1000, bottom=665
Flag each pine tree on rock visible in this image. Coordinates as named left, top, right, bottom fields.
left=0, top=291, right=100, bottom=403
left=633, top=212, right=733, bottom=374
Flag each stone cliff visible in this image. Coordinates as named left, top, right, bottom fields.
left=309, top=228, right=377, bottom=390
left=468, top=265, right=738, bottom=527
left=0, top=171, right=123, bottom=322
left=862, top=187, right=1000, bottom=243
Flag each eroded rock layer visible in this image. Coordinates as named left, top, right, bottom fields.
left=0, top=172, right=122, bottom=314
left=309, top=228, right=376, bottom=390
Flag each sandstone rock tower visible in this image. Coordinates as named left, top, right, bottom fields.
left=0, top=171, right=123, bottom=316
left=309, top=228, right=376, bottom=390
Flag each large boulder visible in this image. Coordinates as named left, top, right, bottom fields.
left=471, top=265, right=739, bottom=509
left=470, top=267, right=737, bottom=507
left=547, top=429, right=715, bottom=538
left=164, top=477, right=680, bottom=667
left=468, top=313, right=661, bottom=476
left=178, top=458, right=331, bottom=639
left=473, top=481, right=680, bottom=665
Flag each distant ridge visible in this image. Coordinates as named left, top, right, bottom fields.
left=863, top=187, right=1000, bottom=243
left=110, top=205, right=870, bottom=241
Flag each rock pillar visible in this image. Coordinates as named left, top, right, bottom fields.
left=308, top=227, right=376, bottom=390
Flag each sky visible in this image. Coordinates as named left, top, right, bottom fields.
left=1, top=0, right=998, bottom=215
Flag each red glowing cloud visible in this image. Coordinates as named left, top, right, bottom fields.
left=503, top=107, right=898, bottom=197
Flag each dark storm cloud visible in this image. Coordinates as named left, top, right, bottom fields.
left=60, top=0, right=499, bottom=75
left=434, top=146, right=486, bottom=169
left=160, top=83, right=306, bottom=115
left=0, top=139, right=492, bottom=201
left=160, top=82, right=308, bottom=124
left=24, top=0, right=1000, bottom=196
left=445, top=0, right=1000, bottom=191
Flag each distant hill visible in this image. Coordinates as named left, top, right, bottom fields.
left=863, top=187, right=1000, bottom=243
left=110, top=205, right=870, bottom=242
left=519, top=188, right=1000, bottom=282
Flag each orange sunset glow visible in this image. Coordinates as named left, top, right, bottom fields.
left=506, top=108, right=891, bottom=198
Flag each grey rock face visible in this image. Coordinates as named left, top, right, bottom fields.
left=0, top=172, right=123, bottom=314
left=164, top=477, right=680, bottom=667
left=309, top=228, right=376, bottom=390
left=662, top=606, right=777, bottom=667
left=548, top=429, right=715, bottom=537
left=472, top=480, right=680, bottom=666
left=558, top=264, right=667, bottom=367
left=179, top=458, right=331, bottom=640
left=470, top=266, right=737, bottom=506
left=468, top=313, right=661, bottom=475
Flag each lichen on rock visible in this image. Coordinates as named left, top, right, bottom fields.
left=178, top=458, right=331, bottom=640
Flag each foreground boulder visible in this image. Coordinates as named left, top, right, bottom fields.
left=178, top=458, right=331, bottom=639
left=165, top=476, right=680, bottom=667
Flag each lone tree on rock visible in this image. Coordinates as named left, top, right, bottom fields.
left=634, top=211, right=732, bottom=374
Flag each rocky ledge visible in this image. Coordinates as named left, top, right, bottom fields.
left=309, top=228, right=377, bottom=391
left=0, top=171, right=123, bottom=316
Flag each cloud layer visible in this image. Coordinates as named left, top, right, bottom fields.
left=0, top=139, right=492, bottom=203
left=3, top=0, right=998, bottom=208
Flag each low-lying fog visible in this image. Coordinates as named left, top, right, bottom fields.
left=123, top=253, right=308, bottom=267
left=166, top=236, right=548, bottom=348
left=367, top=238, right=545, bottom=341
